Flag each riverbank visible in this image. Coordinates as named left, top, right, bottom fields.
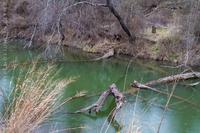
left=0, top=0, right=200, bottom=66
left=0, top=34, right=192, bottom=67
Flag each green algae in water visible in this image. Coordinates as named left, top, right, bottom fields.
left=0, top=42, right=200, bottom=133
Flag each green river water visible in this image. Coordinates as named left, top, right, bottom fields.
left=0, top=42, right=200, bottom=133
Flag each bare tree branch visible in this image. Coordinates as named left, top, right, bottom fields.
left=24, top=25, right=37, bottom=48
left=62, top=1, right=107, bottom=12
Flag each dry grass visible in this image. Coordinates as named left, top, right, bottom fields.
left=0, top=64, right=74, bottom=133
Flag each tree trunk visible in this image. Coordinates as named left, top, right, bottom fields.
left=131, top=72, right=200, bottom=107
left=106, top=0, right=136, bottom=42
left=145, top=72, right=200, bottom=86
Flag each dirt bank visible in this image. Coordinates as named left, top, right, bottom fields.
left=0, top=0, right=200, bottom=66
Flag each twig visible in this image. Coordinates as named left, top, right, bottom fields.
left=24, top=25, right=37, bottom=48
left=62, top=1, right=107, bottom=13
left=157, top=83, right=177, bottom=133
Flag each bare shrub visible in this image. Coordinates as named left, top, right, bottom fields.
left=179, top=0, right=200, bottom=65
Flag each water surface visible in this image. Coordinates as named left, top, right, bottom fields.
left=0, top=42, right=200, bottom=133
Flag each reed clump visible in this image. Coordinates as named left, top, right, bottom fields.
left=0, top=64, right=73, bottom=133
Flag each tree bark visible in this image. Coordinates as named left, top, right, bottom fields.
left=132, top=72, right=200, bottom=88
left=75, top=84, right=125, bottom=118
left=145, top=72, right=200, bottom=86
left=93, top=49, right=114, bottom=61
left=131, top=72, right=200, bottom=108
left=106, top=0, right=136, bottom=42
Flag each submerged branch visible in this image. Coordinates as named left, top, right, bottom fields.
left=132, top=80, right=199, bottom=107
left=145, top=72, right=200, bottom=86
left=75, top=89, right=110, bottom=113
left=93, top=49, right=114, bottom=61
left=131, top=72, right=200, bottom=108
left=75, top=84, right=125, bottom=118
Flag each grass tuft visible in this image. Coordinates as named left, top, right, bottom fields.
left=0, top=64, right=73, bottom=133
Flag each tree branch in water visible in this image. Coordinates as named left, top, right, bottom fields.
left=75, top=84, right=125, bottom=118
left=145, top=72, right=200, bottom=86
left=131, top=72, right=200, bottom=107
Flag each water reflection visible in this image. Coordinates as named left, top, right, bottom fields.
left=0, top=74, right=12, bottom=113
left=0, top=43, right=200, bottom=133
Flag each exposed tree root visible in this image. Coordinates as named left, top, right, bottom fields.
left=75, top=84, right=125, bottom=118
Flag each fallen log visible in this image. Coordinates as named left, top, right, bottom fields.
left=75, top=89, right=110, bottom=113
left=74, top=72, right=200, bottom=117
left=110, top=84, right=125, bottom=118
left=75, top=84, right=125, bottom=118
left=131, top=72, right=200, bottom=108
left=145, top=72, right=200, bottom=86
left=93, top=49, right=114, bottom=61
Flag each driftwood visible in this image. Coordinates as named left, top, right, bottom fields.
left=145, top=72, right=200, bottom=86
left=93, top=49, right=114, bottom=61
left=131, top=72, right=200, bottom=107
left=132, top=81, right=199, bottom=107
left=76, top=84, right=124, bottom=118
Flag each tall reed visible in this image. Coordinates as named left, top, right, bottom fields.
left=0, top=64, right=73, bottom=133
